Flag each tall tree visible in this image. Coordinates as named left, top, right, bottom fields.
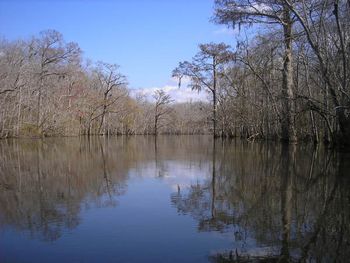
left=93, top=62, right=127, bottom=135
left=30, top=30, right=81, bottom=135
left=153, top=89, right=173, bottom=136
left=282, top=0, right=350, bottom=146
left=214, top=0, right=297, bottom=142
left=173, top=42, right=232, bottom=137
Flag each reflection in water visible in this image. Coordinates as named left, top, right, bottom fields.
left=0, top=136, right=212, bottom=243
left=0, top=137, right=349, bottom=262
left=171, top=141, right=350, bottom=262
left=0, top=138, right=129, bottom=241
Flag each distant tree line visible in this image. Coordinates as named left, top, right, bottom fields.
left=1, top=0, right=349, bottom=147
left=0, top=30, right=210, bottom=138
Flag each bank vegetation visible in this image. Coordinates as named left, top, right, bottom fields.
left=0, top=1, right=349, bottom=146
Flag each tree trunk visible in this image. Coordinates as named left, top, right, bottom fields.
left=154, top=116, right=158, bottom=136
left=98, top=103, right=107, bottom=135
left=37, top=80, right=42, bottom=133
left=212, top=58, right=218, bottom=138
left=213, top=90, right=217, bottom=138
left=281, top=7, right=297, bottom=143
left=17, top=86, right=22, bottom=137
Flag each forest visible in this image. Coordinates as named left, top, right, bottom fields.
left=0, top=0, right=349, bottom=147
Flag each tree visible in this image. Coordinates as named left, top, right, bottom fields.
left=214, top=0, right=297, bottom=142
left=0, top=39, right=27, bottom=137
left=30, top=30, right=81, bottom=135
left=282, top=0, right=350, bottom=146
left=153, top=89, right=173, bottom=135
left=92, top=62, right=127, bottom=135
left=173, top=42, right=232, bottom=137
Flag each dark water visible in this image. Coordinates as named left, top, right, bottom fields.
left=0, top=136, right=349, bottom=263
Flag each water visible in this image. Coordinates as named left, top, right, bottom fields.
left=0, top=136, right=349, bottom=262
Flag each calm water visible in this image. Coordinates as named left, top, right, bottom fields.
left=0, top=136, right=349, bottom=262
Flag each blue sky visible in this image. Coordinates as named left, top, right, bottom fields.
left=0, top=0, right=236, bottom=100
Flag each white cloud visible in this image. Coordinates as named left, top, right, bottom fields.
left=129, top=160, right=211, bottom=191
left=237, top=2, right=272, bottom=13
left=130, top=80, right=209, bottom=103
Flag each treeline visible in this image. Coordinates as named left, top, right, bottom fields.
left=174, top=0, right=350, bottom=146
left=1, top=0, right=349, bottom=146
left=0, top=30, right=210, bottom=137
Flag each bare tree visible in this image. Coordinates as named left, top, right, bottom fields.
left=173, top=42, right=232, bottom=137
left=1, top=22, right=348, bottom=146
left=282, top=0, right=350, bottom=146
left=153, top=90, right=173, bottom=135
left=214, top=0, right=297, bottom=142
left=30, top=30, right=81, bottom=135
left=92, top=62, right=127, bottom=135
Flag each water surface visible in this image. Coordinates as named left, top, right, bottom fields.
left=0, top=136, right=349, bottom=262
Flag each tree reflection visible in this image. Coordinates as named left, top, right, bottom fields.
left=0, top=136, right=216, bottom=242
left=279, top=144, right=294, bottom=262
left=0, top=138, right=130, bottom=241
left=0, top=137, right=349, bottom=261
left=171, top=141, right=350, bottom=262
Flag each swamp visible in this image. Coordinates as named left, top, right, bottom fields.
left=0, top=136, right=349, bottom=262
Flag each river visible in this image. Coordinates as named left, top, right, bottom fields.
left=0, top=136, right=349, bottom=262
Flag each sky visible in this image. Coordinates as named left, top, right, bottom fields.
left=0, top=0, right=237, bottom=102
